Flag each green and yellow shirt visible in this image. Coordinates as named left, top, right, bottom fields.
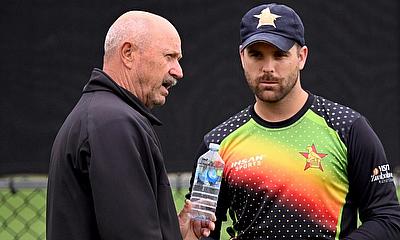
left=189, top=93, right=400, bottom=240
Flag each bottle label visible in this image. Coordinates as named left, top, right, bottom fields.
left=196, top=157, right=223, bottom=186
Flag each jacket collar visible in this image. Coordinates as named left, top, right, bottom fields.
left=83, top=68, right=162, bottom=126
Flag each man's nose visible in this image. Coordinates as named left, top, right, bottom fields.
left=170, top=62, right=183, bottom=79
left=261, top=57, right=275, bottom=73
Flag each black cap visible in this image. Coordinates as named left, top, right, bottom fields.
left=240, top=3, right=305, bottom=52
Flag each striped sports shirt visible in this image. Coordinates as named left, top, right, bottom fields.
left=189, top=93, right=400, bottom=240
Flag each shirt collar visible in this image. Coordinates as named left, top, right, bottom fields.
left=83, top=68, right=162, bottom=126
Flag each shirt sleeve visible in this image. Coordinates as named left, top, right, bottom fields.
left=87, top=115, right=165, bottom=239
left=344, top=116, right=400, bottom=239
left=186, top=141, right=231, bottom=240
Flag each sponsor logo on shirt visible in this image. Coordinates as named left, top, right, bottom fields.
left=371, top=164, right=393, bottom=183
left=231, top=155, right=264, bottom=171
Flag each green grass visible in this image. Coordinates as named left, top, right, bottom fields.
left=0, top=188, right=46, bottom=240
left=0, top=186, right=399, bottom=240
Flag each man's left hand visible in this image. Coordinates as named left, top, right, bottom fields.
left=178, top=199, right=216, bottom=240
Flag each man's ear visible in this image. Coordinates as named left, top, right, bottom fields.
left=298, top=45, right=308, bottom=70
left=120, top=42, right=137, bottom=69
left=239, top=47, right=246, bottom=69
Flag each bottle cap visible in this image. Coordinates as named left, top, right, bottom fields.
left=209, top=143, right=220, bottom=150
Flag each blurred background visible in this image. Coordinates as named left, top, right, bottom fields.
left=0, top=0, right=399, bottom=239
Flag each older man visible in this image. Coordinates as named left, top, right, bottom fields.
left=46, top=11, right=213, bottom=240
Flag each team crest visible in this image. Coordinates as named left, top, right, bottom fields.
left=300, top=144, right=327, bottom=172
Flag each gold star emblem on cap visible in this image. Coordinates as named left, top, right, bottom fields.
left=254, top=7, right=281, bottom=28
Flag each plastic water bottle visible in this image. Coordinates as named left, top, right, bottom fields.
left=190, top=143, right=224, bottom=220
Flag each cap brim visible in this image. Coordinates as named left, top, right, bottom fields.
left=240, top=33, right=295, bottom=52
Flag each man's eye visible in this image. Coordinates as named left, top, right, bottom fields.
left=249, top=52, right=262, bottom=58
left=274, top=51, right=288, bottom=58
left=166, top=54, right=181, bottom=61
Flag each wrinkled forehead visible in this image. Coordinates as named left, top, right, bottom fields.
left=150, top=23, right=182, bottom=54
left=155, top=20, right=181, bottom=41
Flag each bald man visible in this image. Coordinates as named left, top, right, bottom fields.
left=46, top=11, right=213, bottom=240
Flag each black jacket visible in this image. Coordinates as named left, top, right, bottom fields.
left=46, top=69, right=181, bottom=240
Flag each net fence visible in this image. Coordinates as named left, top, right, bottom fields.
left=0, top=174, right=190, bottom=240
left=0, top=177, right=47, bottom=240
left=1, top=173, right=399, bottom=240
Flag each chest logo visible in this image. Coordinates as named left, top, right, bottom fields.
left=300, top=144, right=327, bottom=172
left=231, top=155, right=264, bottom=171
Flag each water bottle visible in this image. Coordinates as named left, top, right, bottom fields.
left=190, top=143, right=224, bottom=220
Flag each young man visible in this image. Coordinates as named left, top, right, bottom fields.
left=46, top=11, right=214, bottom=240
left=188, top=3, right=400, bottom=239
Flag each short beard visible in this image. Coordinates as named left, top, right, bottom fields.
left=245, top=69, right=299, bottom=103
